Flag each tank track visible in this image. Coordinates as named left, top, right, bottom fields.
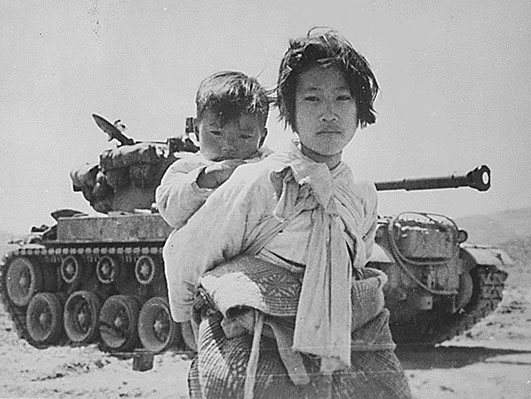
left=0, top=243, right=189, bottom=353
left=390, top=266, right=507, bottom=345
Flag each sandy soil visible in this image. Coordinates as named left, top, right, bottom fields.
left=1, top=261, right=530, bottom=399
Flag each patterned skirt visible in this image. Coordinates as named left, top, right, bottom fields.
left=187, top=310, right=411, bottom=399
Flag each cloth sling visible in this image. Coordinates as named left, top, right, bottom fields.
left=199, top=202, right=389, bottom=397
left=189, top=301, right=410, bottom=399
left=241, top=202, right=307, bottom=398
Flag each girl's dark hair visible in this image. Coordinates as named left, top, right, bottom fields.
left=196, top=71, right=269, bottom=126
left=276, top=29, right=379, bottom=131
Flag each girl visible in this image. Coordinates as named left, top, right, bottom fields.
left=166, top=29, right=411, bottom=398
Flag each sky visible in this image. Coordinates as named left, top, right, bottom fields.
left=1, top=0, right=530, bottom=235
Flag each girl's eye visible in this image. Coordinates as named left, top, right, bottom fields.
left=210, top=130, right=221, bottom=136
left=304, top=95, right=319, bottom=102
left=241, top=135, right=252, bottom=139
left=338, top=94, right=353, bottom=101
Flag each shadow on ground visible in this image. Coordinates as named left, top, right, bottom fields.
left=395, top=344, right=531, bottom=369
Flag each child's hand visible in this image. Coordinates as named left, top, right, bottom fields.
left=197, top=159, right=246, bottom=189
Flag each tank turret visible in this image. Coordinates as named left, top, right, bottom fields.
left=70, top=114, right=199, bottom=214
left=369, top=165, right=510, bottom=344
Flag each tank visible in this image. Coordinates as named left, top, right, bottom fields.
left=0, top=114, right=199, bottom=354
left=0, top=115, right=511, bottom=354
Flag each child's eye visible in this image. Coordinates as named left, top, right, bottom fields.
left=241, top=135, right=253, bottom=139
left=304, top=95, right=319, bottom=102
left=337, top=94, right=353, bottom=101
left=209, top=130, right=222, bottom=136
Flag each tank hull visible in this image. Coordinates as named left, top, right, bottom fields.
left=0, top=215, right=192, bottom=353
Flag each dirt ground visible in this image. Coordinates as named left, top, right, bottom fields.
left=1, top=261, right=530, bottom=399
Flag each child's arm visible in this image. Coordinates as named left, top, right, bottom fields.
left=156, top=159, right=246, bottom=229
left=156, top=159, right=214, bottom=229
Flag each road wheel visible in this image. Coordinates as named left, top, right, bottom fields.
left=138, top=297, right=180, bottom=353
left=26, top=292, right=63, bottom=345
left=60, top=255, right=86, bottom=288
left=64, top=291, right=101, bottom=344
left=96, top=256, right=120, bottom=284
left=99, top=295, right=140, bottom=352
left=134, top=255, right=162, bottom=286
left=5, top=257, right=43, bottom=307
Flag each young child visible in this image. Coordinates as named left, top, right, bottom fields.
left=156, top=71, right=270, bottom=331
left=156, top=70, right=270, bottom=230
left=166, top=30, right=411, bottom=398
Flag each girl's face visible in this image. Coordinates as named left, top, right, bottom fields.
left=294, top=66, right=358, bottom=168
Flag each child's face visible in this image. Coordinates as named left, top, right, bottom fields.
left=294, top=65, right=358, bottom=165
left=197, top=111, right=267, bottom=161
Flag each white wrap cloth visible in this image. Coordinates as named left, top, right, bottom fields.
left=264, top=154, right=372, bottom=372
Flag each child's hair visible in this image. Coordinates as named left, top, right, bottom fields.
left=195, top=71, right=269, bottom=126
left=276, top=28, right=379, bottom=130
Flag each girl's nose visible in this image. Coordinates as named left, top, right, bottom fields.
left=320, top=102, right=338, bottom=122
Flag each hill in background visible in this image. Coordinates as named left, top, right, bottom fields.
left=456, top=207, right=531, bottom=245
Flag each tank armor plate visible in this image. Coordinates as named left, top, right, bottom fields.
left=57, top=214, right=172, bottom=243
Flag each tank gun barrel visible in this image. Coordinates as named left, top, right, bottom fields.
left=375, top=165, right=491, bottom=192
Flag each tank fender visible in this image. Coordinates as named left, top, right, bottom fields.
left=367, top=243, right=393, bottom=264
left=460, top=244, right=513, bottom=268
